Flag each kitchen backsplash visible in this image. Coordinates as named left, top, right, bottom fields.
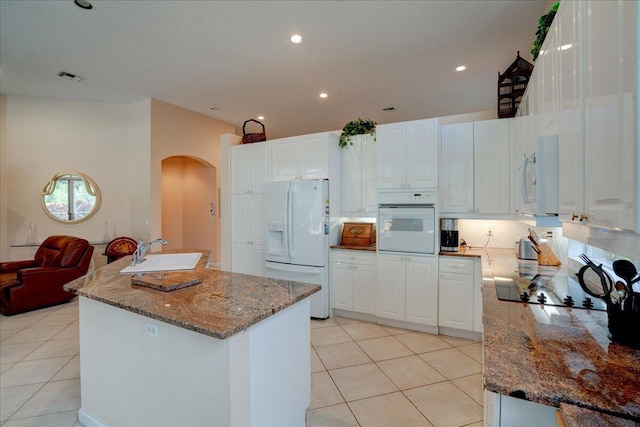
left=457, top=219, right=564, bottom=251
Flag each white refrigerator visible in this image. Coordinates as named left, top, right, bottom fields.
left=265, top=180, right=330, bottom=318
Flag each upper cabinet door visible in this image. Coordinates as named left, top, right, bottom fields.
left=298, top=133, right=330, bottom=179
left=270, top=134, right=331, bottom=181
left=250, top=143, right=270, bottom=193
left=361, top=136, right=378, bottom=212
left=232, top=143, right=270, bottom=193
left=341, top=135, right=364, bottom=214
left=556, top=0, right=584, bottom=217
left=474, top=119, right=511, bottom=215
left=405, top=119, right=439, bottom=188
left=231, top=145, right=250, bottom=194
left=583, top=0, right=636, bottom=230
left=440, top=122, right=474, bottom=213
left=271, top=137, right=297, bottom=182
left=377, top=123, right=406, bottom=189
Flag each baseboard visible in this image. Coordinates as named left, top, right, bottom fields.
left=438, top=326, right=482, bottom=341
left=78, top=409, right=108, bottom=427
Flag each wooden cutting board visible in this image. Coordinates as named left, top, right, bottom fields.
left=131, top=272, right=202, bottom=292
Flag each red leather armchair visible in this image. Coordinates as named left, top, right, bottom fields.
left=0, top=235, right=94, bottom=316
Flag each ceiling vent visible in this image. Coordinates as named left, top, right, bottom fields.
left=57, top=71, right=84, bottom=82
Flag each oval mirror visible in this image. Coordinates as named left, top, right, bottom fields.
left=41, top=172, right=101, bottom=223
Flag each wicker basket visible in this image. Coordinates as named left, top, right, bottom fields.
left=242, top=119, right=267, bottom=144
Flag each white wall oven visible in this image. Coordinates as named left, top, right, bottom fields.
left=377, top=190, right=436, bottom=255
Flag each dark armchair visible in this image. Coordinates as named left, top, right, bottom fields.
left=0, top=235, right=94, bottom=316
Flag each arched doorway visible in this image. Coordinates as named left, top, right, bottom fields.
left=161, top=156, right=218, bottom=263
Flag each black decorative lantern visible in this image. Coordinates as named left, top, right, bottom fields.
left=497, top=51, right=534, bottom=118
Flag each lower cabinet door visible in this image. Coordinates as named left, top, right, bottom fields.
left=331, top=262, right=354, bottom=311
left=405, top=256, right=438, bottom=326
left=353, top=264, right=376, bottom=315
left=438, top=272, right=474, bottom=331
left=376, top=254, right=406, bottom=320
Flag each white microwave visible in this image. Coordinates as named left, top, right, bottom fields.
left=520, top=134, right=559, bottom=215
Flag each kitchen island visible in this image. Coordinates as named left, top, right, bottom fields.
left=64, top=250, right=320, bottom=427
left=453, top=248, right=640, bottom=426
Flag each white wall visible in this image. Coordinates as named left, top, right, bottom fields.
left=1, top=96, right=137, bottom=262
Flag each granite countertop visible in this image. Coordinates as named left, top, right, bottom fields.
left=439, top=247, right=482, bottom=258
left=64, top=249, right=320, bottom=340
left=330, top=244, right=376, bottom=252
left=479, top=248, right=640, bottom=423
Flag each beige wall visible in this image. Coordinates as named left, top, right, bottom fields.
left=0, top=95, right=235, bottom=266
left=161, top=156, right=218, bottom=257
left=0, top=96, right=136, bottom=262
left=150, top=99, right=235, bottom=263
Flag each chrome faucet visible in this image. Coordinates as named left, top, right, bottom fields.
left=132, top=238, right=168, bottom=266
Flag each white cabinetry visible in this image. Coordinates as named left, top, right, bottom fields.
left=271, top=133, right=336, bottom=181
left=331, top=250, right=376, bottom=315
left=438, top=256, right=482, bottom=335
left=231, top=194, right=265, bottom=276
left=514, top=0, right=637, bottom=232
left=376, top=254, right=438, bottom=326
left=582, top=0, right=636, bottom=231
left=231, top=142, right=269, bottom=276
left=440, top=123, right=473, bottom=214
left=377, top=119, right=438, bottom=189
left=231, top=143, right=270, bottom=194
left=341, top=135, right=377, bottom=216
left=440, top=119, right=511, bottom=215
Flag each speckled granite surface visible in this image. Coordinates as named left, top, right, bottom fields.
left=560, top=403, right=639, bottom=427
left=479, top=248, right=640, bottom=423
left=64, top=249, right=320, bottom=339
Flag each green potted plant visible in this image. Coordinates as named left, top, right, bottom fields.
left=339, top=118, right=377, bottom=148
left=531, top=2, right=560, bottom=61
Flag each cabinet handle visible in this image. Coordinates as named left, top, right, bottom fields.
left=580, top=213, right=590, bottom=222
left=571, top=212, right=579, bottom=221
left=406, top=257, right=411, bottom=262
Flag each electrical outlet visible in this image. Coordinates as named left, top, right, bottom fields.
left=145, top=322, right=159, bottom=338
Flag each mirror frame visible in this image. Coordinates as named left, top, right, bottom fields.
left=41, top=171, right=101, bottom=224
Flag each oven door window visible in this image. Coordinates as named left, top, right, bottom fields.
left=378, top=208, right=435, bottom=254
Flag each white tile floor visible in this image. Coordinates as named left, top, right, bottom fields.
left=1, top=300, right=484, bottom=427
left=308, top=317, right=484, bottom=427
left=0, top=300, right=81, bottom=427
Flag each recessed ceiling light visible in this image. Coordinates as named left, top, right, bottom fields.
left=74, top=0, right=93, bottom=10
left=290, top=34, right=303, bottom=44
left=258, top=116, right=265, bottom=120
left=455, top=65, right=466, bottom=72
left=319, top=92, right=328, bottom=98
left=57, top=71, right=84, bottom=82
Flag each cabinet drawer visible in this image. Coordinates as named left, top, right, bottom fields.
left=439, top=257, right=474, bottom=274
left=331, top=250, right=376, bottom=265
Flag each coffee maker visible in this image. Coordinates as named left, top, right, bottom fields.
left=440, top=218, right=459, bottom=252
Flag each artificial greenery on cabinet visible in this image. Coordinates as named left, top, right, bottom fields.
left=531, top=1, right=560, bottom=61
left=339, top=118, right=377, bottom=148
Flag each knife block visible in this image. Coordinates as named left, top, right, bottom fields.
left=536, top=242, right=561, bottom=266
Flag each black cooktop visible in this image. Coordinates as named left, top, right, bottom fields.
left=494, top=267, right=607, bottom=311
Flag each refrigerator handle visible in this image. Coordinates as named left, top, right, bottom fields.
left=287, top=185, right=293, bottom=257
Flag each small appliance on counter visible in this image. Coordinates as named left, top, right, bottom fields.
left=517, top=239, right=538, bottom=260
left=440, top=218, right=459, bottom=252
left=340, top=222, right=376, bottom=248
